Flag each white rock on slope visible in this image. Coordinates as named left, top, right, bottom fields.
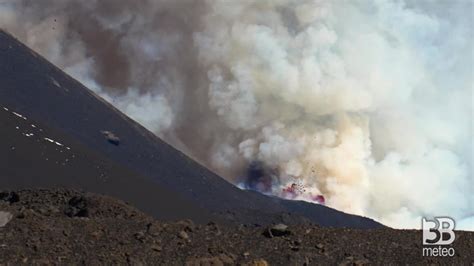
left=0, top=211, right=13, bottom=227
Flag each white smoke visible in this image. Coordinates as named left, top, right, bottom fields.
left=0, top=0, right=472, bottom=230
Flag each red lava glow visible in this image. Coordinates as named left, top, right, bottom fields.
left=281, top=183, right=325, bottom=205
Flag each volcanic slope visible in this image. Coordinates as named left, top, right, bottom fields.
left=0, top=96, right=213, bottom=223
left=0, top=29, right=381, bottom=228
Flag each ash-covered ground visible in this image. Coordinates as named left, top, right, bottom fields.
left=0, top=189, right=472, bottom=265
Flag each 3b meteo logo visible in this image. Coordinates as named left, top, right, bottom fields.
left=422, top=217, right=455, bottom=257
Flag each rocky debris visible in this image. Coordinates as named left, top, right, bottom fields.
left=218, top=254, right=235, bottom=264
left=146, top=221, right=162, bottom=237
left=101, top=130, right=120, bottom=145
left=185, top=256, right=226, bottom=266
left=134, top=231, right=146, bottom=243
left=0, top=192, right=19, bottom=204
left=185, top=254, right=235, bottom=266
left=178, top=219, right=195, bottom=232
left=263, top=223, right=291, bottom=238
left=0, top=211, right=13, bottom=227
left=64, top=196, right=89, bottom=218
left=316, top=243, right=324, bottom=251
left=150, top=244, right=162, bottom=252
left=245, top=259, right=269, bottom=266
left=0, top=189, right=472, bottom=265
left=206, top=221, right=221, bottom=235
left=178, top=230, right=190, bottom=240
left=289, top=239, right=302, bottom=251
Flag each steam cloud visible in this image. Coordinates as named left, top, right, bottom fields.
left=1, top=0, right=472, bottom=230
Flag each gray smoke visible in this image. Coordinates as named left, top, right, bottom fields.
left=1, top=0, right=472, bottom=230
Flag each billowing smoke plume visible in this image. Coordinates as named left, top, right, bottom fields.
left=1, top=0, right=472, bottom=230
